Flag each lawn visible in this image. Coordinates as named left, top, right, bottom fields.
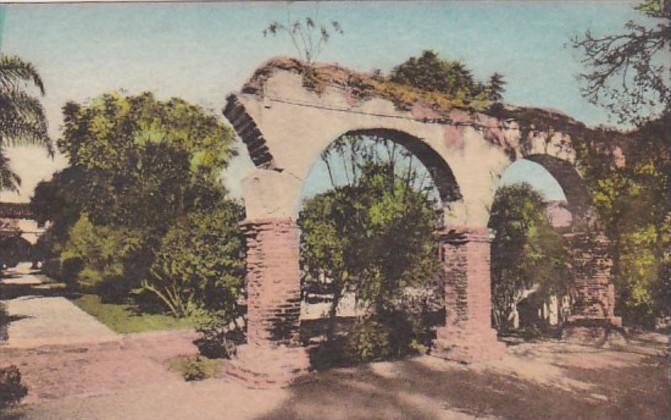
left=72, top=294, right=199, bottom=334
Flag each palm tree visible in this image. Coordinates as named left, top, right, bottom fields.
left=0, top=55, right=51, bottom=192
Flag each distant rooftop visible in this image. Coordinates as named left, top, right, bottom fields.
left=0, top=202, right=33, bottom=219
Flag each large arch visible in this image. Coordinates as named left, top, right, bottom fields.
left=222, top=58, right=621, bottom=387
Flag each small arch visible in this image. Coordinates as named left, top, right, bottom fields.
left=300, top=128, right=462, bottom=209
left=524, top=154, right=592, bottom=226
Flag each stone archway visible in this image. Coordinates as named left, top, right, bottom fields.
left=222, top=58, right=621, bottom=386
left=490, top=154, right=621, bottom=338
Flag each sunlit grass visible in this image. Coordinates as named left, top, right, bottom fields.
left=72, top=294, right=199, bottom=334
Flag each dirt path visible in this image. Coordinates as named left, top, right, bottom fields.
left=3, top=332, right=669, bottom=420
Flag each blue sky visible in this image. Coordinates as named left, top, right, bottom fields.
left=0, top=1, right=645, bottom=203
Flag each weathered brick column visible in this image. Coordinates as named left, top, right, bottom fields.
left=224, top=217, right=310, bottom=387
left=432, top=227, right=506, bottom=363
left=562, top=232, right=622, bottom=342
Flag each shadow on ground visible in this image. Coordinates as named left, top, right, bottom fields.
left=258, top=341, right=670, bottom=420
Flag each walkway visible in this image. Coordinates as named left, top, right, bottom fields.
left=4, top=333, right=670, bottom=420
left=0, top=264, right=119, bottom=348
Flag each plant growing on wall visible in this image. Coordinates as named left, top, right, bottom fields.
left=263, top=3, right=343, bottom=64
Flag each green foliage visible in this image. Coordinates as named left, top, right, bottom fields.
left=263, top=4, right=343, bottom=64
left=59, top=214, right=144, bottom=298
left=0, top=365, right=28, bottom=409
left=488, top=183, right=572, bottom=331
left=72, top=294, right=199, bottom=334
left=168, top=355, right=221, bottom=382
left=344, top=318, right=393, bottom=363
left=145, top=201, right=245, bottom=318
left=193, top=315, right=245, bottom=359
left=55, top=92, right=234, bottom=230
left=584, top=115, right=671, bottom=325
left=31, top=92, right=239, bottom=308
left=571, top=0, right=670, bottom=324
left=390, top=50, right=505, bottom=107
left=0, top=235, right=32, bottom=269
left=299, top=134, right=441, bottom=348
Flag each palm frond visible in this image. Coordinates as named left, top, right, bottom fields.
left=0, top=146, right=21, bottom=192
left=0, top=55, right=45, bottom=95
left=0, top=87, right=52, bottom=153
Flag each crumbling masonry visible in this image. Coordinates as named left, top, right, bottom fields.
left=221, top=58, right=623, bottom=386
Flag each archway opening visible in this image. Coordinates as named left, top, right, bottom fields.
left=296, top=129, right=460, bottom=367
left=490, top=158, right=574, bottom=337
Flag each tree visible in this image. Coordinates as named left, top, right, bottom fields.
left=389, top=50, right=505, bottom=106
left=146, top=201, right=245, bottom=318
left=0, top=55, right=51, bottom=192
left=299, top=134, right=441, bottom=345
left=488, top=183, right=572, bottom=331
left=487, top=73, right=507, bottom=104
left=32, top=92, right=239, bottom=303
left=263, top=3, right=343, bottom=64
left=572, top=1, right=671, bottom=326
left=572, top=0, right=670, bottom=125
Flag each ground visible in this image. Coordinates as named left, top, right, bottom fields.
left=1, top=266, right=670, bottom=419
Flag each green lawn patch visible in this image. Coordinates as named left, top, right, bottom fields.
left=72, top=294, right=199, bottom=334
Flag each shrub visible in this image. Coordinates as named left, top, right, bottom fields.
left=194, top=314, right=245, bottom=359
left=169, top=356, right=221, bottom=382
left=0, top=365, right=28, bottom=409
left=59, top=214, right=145, bottom=300
left=144, top=201, right=245, bottom=318
left=344, top=318, right=393, bottom=363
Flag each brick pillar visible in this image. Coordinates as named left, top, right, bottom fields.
left=223, top=217, right=310, bottom=388
left=432, top=227, right=506, bottom=363
left=562, top=232, right=622, bottom=342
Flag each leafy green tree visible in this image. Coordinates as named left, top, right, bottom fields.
left=32, top=92, right=238, bottom=303
left=0, top=55, right=51, bottom=192
left=488, top=183, right=572, bottom=331
left=146, top=201, right=245, bottom=318
left=299, top=134, right=441, bottom=345
left=572, top=1, right=671, bottom=325
left=390, top=50, right=504, bottom=106
left=59, top=213, right=144, bottom=298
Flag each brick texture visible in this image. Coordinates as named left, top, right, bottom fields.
left=562, top=232, right=622, bottom=342
left=222, top=217, right=309, bottom=387
left=432, top=227, right=506, bottom=363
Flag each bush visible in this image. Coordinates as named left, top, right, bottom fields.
left=59, top=214, right=145, bottom=300
left=169, top=356, right=221, bottom=382
left=194, top=314, right=245, bottom=359
left=342, top=307, right=435, bottom=364
left=0, top=365, right=28, bottom=409
left=344, top=318, right=393, bottom=363
left=144, top=201, right=245, bottom=318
